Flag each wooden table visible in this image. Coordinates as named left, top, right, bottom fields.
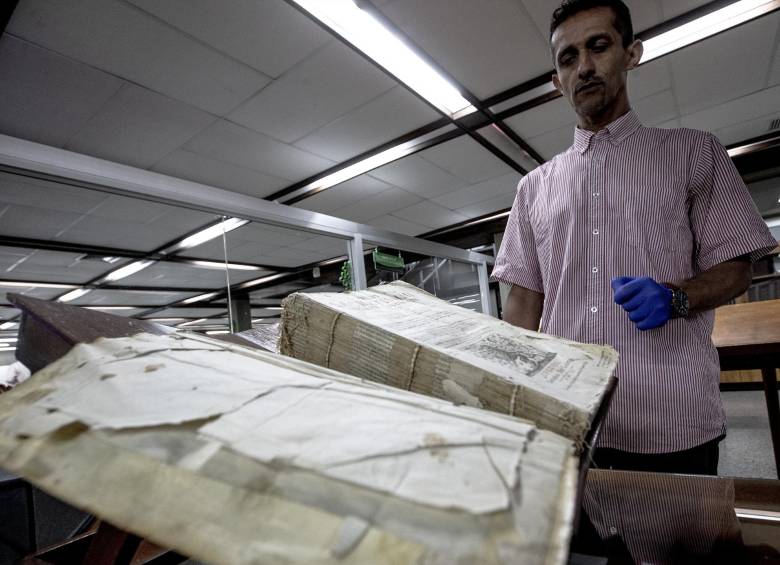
left=713, top=299, right=780, bottom=478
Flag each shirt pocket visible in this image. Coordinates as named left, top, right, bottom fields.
left=624, top=191, right=695, bottom=281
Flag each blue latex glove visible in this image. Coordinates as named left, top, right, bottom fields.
left=611, top=276, right=673, bottom=331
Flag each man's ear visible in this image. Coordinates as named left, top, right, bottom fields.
left=626, top=39, right=643, bottom=70
left=552, top=73, right=563, bottom=94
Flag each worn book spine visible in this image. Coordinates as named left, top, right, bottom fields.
left=280, top=293, right=590, bottom=445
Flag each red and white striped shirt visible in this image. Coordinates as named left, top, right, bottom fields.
left=493, top=110, right=777, bottom=453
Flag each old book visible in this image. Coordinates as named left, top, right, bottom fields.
left=281, top=281, right=618, bottom=446
left=0, top=332, right=577, bottom=565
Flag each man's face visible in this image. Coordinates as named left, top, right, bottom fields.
left=551, top=7, right=641, bottom=122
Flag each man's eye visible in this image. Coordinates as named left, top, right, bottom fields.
left=592, top=43, right=608, bottom=52
left=560, top=55, right=574, bottom=66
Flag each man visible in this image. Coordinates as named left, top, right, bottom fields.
left=492, top=0, right=777, bottom=475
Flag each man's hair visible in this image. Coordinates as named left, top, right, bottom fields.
left=550, top=0, right=634, bottom=48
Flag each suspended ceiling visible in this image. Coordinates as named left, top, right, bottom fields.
left=0, top=0, right=779, bottom=332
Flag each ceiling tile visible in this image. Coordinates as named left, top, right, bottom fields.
left=379, top=0, right=551, bottom=98
left=367, top=214, right=430, bottom=237
left=328, top=187, right=424, bottom=223
left=767, top=26, right=780, bottom=86
left=656, top=118, right=682, bottom=129
left=184, top=120, right=334, bottom=182
left=680, top=85, right=780, bottom=135
left=0, top=203, right=85, bottom=240
left=633, top=89, right=678, bottom=126
left=629, top=58, right=673, bottom=102
left=368, top=155, right=468, bottom=199
left=87, top=195, right=215, bottom=229
left=58, top=216, right=195, bottom=252
left=293, top=176, right=395, bottom=214
left=527, top=122, right=575, bottom=160
left=293, top=86, right=440, bottom=162
left=287, top=235, right=349, bottom=254
left=713, top=112, right=780, bottom=146
left=0, top=171, right=108, bottom=214
left=72, top=288, right=198, bottom=306
left=228, top=41, right=395, bottom=143
left=390, top=200, right=468, bottom=229
left=419, top=136, right=513, bottom=184
left=0, top=285, right=63, bottom=304
left=0, top=247, right=112, bottom=284
left=116, top=260, right=262, bottom=289
left=147, top=307, right=227, bottom=319
left=153, top=149, right=288, bottom=199
left=0, top=307, right=20, bottom=319
left=456, top=191, right=517, bottom=218
left=0, top=34, right=122, bottom=148
left=659, top=0, right=718, bottom=20
left=125, top=0, right=330, bottom=77
left=8, top=0, right=270, bottom=115
left=432, top=172, right=521, bottom=211
left=504, top=97, right=575, bottom=139
left=669, top=13, right=778, bottom=115
left=66, top=84, right=215, bottom=169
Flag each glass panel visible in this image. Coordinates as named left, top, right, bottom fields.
left=364, top=245, right=484, bottom=313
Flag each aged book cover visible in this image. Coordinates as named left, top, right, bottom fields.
left=0, top=332, right=577, bottom=565
left=281, top=281, right=618, bottom=446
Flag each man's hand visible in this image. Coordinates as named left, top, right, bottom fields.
left=611, top=276, right=673, bottom=331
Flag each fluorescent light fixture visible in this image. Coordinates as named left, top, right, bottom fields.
left=175, top=218, right=249, bottom=251
left=640, top=0, right=780, bottom=63
left=206, top=330, right=230, bottom=335
left=0, top=322, right=16, bottom=330
left=84, top=306, right=136, bottom=311
left=318, top=256, right=349, bottom=266
left=766, top=217, right=780, bottom=228
left=180, top=292, right=220, bottom=305
left=238, top=273, right=288, bottom=290
left=0, top=347, right=16, bottom=352
left=0, top=280, right=77, bottom=289
left=292, top=0, right=475, bottom=118
left=103, top=260, right=156, bottom=282
left=58, top=288, right=91, bottom=303
left=189, top=260, right=262, bottom=271
left=264, top=307, right=283, bottom=311
left=0, top=337, right=17, bottom=343
left=177, top=318, right=208, bottom=328
left=727, top=136, right=779, bottom=157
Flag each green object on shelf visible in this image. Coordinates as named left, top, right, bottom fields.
left=339, top=261, right=352, bottom=291
left=373, top=249, right=405, bottom=273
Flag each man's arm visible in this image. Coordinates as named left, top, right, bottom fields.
left=502, top=284, right=544, bottom=331
left=612, top=256, right=753, bottom=330
left=676, top=256, right=752, bottom=313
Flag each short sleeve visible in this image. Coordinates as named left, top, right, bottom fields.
left=689, top=133, right=777, bottom=272
left=491, top=178, right=544, bottom=293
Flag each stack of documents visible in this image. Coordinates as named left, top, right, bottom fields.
left=281, top=281, right=617, bottom=445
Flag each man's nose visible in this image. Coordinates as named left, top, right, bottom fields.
left=577, top=53, right=596, bottom=79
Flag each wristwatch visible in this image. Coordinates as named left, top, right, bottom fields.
left=663, top=283, right=690, bottom=318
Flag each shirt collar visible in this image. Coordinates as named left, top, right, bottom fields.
left=572, top=109, right=642, bottom=154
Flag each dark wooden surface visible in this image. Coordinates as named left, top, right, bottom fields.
left=713, top=300, right=780, bottom=478
left=8, top=294, right=170, bottom=374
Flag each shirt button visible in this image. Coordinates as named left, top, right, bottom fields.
left=592, top=267, right=599, bottom=273
left=609, top=526, right=617, bottom=535
left=592, top=192, right=599, bottom=197
left=590, top=307, right=598, bottom=313
left=592, top=229, right=599, bottom=235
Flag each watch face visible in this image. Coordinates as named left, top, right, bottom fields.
left=674, top=289, right=689, bottom=317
